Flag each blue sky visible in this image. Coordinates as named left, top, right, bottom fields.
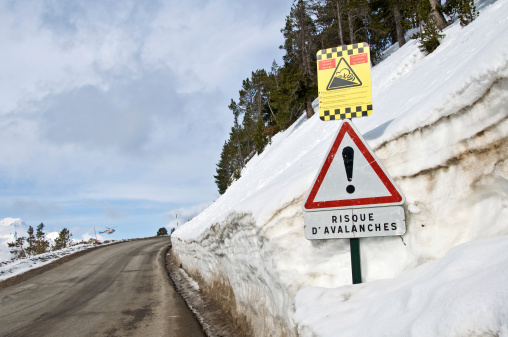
left=0, top=0, right=293, bottom=240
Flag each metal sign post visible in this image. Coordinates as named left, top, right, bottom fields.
left=350, top=238, right=362, bottom=284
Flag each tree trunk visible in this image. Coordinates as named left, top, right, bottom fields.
left=428, top=0, right=448, bottom=30
left=298, top=3, right=312, bottom=76
left=392, top=4, right=406, bottom=47
left=255, top=91, right=262, bottom=119
left=336, top=1, right=344, bottom=45
left=347, top=12, right=355, bottom=44
left=306, top=97, right=314, bottom=118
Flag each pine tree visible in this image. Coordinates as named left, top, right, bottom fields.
left=315, top=0, right=404, bottom=63
left=226, top=100, right=248, bottom=182
left=270, top=66, right=310, bottom=128
left=254, top=115, right=269, bottom=154
left=53, top=228, right=72, bottom=251
left=313, top=0, right=347, bottom=49
left=368, top=0, right=413, bottom=60
left=7, top=237, right=27, bottom=259
left=417, top=0, right=444, bottom=54
left=264, top=61, right=286, bottom=134
left=34, top=223, right=50, bottom=254
left=456, top=0, right=479, bottom=26
left=443, top=0, right=479, bottom=25
left=26, top=225, right=35, bottom=256
left=214, top=141, right=235, bottom=195
left=215, top=69, right=274, bottom=195
left=343, top=0, right=371, bottom=45
left=157, top=227, right=168, bottom=236
left=281, top=0, right=318, bottom=119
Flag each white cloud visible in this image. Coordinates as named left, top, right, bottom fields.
left=141, top=0, right=287, bottom=93
left=0, top=0, right=292, bottom=239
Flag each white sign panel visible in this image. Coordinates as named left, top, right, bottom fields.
left=303, top=119, right=405, bottom=211
left=304, top=206, right=406, bottom=239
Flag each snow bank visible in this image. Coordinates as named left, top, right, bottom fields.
left=294, top=236, right=508, bottom=337
left=0, top=242, right=96, bottom=282
left=171, top=0, right=508, bottom=335
left=0, top=237, right=128, bottom=282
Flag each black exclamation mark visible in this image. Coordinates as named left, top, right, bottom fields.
left=342, top=146, right=355, bottom=194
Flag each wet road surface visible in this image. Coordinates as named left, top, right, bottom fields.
left=0, top=237, right=205, bottom=337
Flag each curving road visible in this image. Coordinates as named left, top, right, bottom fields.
left=0, top=237, right=205, bottom=337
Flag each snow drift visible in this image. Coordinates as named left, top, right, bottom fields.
left=171, top=1, right=508, bottom=335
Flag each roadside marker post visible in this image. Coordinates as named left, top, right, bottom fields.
left=304, top=44, right=405, bottom=284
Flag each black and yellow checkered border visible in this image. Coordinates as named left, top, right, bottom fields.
left=320, top=104, right=373, bottom=121
left=316, top=43, right=369, bottom=61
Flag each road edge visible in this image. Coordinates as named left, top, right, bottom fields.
left=165, top=237, right=250, bottom=337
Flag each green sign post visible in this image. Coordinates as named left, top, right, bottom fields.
left=350, top=238, right=362, bottom=284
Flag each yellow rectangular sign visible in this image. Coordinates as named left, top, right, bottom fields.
left=316, top=43, right=373, bottom=121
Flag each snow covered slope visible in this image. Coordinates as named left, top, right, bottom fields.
left=171, top=0, right=508, bottom=335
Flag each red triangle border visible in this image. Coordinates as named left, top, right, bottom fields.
left=304, top=120, right=403, bottom=210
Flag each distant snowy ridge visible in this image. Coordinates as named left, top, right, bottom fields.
left=0, top=218, right=28, bottom=262
left=172, top=0, right=508, bottom=335
left=0, top=217, right=27, bottom=231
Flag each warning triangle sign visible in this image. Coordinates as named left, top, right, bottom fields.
left=303, top=119, right=405, bottom=211
left=327, top=58, right=362, bottom=90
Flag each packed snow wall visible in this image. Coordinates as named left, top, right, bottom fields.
left=172, top=2, right=508, bottom=335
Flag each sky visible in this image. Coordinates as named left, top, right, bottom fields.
left=0, top=0, right=293, bottom=240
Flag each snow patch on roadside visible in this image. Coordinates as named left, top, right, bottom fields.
left=0, top=240, right=126, bottom=282
left=179, top=268, right=200, bottom=291
left=0, top=243, right=95, bottom=282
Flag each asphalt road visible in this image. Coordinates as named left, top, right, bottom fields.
left=0, top=237, right=205, bottom=337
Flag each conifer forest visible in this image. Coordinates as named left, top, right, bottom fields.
left=214, top=0, right=478, bottom=194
